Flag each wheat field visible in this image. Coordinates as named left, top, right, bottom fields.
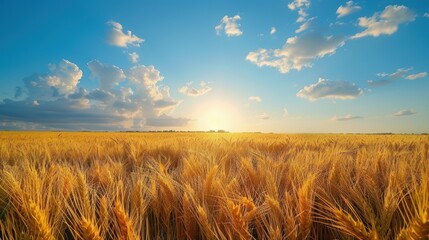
left=0, top=132, right=428, bottom=239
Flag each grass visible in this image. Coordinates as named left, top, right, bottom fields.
left=0, top=131, right=428, bottom=239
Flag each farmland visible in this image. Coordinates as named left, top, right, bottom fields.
left=0, top=132, right=428, bottom=239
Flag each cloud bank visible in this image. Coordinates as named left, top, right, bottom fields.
left=0, top=59, right=189, bottom=130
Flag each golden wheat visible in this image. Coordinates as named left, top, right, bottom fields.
left=0, top=132, right=427, bottom=239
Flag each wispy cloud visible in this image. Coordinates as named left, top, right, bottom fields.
left=337, top=1, right=362, bottom=18
left=406, top=72, right=427, bottom=80
left=215, top=15, right=242, bottom=37
left=107, top=21, right=144, bottom=48
left=248, top=96, right=262, bottom=102
left=424, top=13, right=429, bottom=18
left=179, top=81, right=212, bottom=97
left=260, top=113, right=270, bottom=120
left=368, top=68, right=426, bottom=86
left=128, top=52, right=139, bottom=64
left=351, top=5, right=416, bottom=39
left=270, top=27, right=276, bottom=35
left=393, top=109, right=417, bottom=117
left=295, top=17, right=315, bottom=33
left=283, top=108, right=289, bottom=117
left=331, top=114, right=363, bottom=121
left=247, top=33, right=345, bottom=73
left=297, top=78, right=363, bottom=101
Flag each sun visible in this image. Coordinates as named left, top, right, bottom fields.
left=201, top=109, right=228, bottom=131
left=196, top=101, right=240, bottom=131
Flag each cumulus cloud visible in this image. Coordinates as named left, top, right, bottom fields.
left=368, top=68, right=426, bottom=86
left=337, top=1, right=361, bottom=18
left=288, top=0, right=311, bottom=23
left=393, top=109, right=417, bottom=117
left=260, top=113, right=270, bottom=120
left=270, top=27, right=276, bottom=35
left=297, top=78, right=363, bottom=101
left=128, top=52, right=139, bottom=64
left=246, top=32, right=345, bottom=73
left=179, top=81, right=212, bottom=97
left=248, top=96, right=262, bottom=102
left=88, top=60, right=126, bottom=91
left=406, top=72, right=427, bottom=80
left=107, top=21, right=144, bottom=48
left=0, top=59, right=188, bottom=130
left=18, top=59, right=82, bottom=102
left=215, top=15, right=242, bottom=37
left=331, top=114, right=363, bottom=121
left=351, top=5, right=416, bottom=39
left=126, top=65, right=182, bottom=115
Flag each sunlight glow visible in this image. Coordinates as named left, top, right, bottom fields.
left=196, top=101, right=240, bottom=131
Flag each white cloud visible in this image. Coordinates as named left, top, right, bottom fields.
left=107, top=21, right=144, bottom=48
left=20, top=59, right=82, bottom=101
left=288, top=0, right=311, bottom=23
left=393, top=109, right=417, bottom=117
left=351, top=5, right=416, bottom=39
left=270, top=27, right=276, bottom=35
left=179, top=81, right=212, bottom=97
left=424, top=13, right=429, bottom=18
left=336, top=1, right=362, bottom=18
left=248, top=96, right=262, bottom=102
left=128, top=52, right=139, bottom=64
left=0, top=60, right=188, bottom=130
left=215, top=15, right=242, bottom=37
left=331, top=114, right=363, bottom=121
left=288, top=0, right=310, bottom=11
left=406, top=72, right=427, bottom=80
left=87, top=60, right=126, bottom=91
left=126, top=65, right=182, bottom=116
left=297, top=78, right=363, bottom=101
left=246, top=33, right=345, bottom=73
left=260, top=113, right=270, bottom=120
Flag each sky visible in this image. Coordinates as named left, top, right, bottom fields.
left=0, top=0, right=428, bottom=133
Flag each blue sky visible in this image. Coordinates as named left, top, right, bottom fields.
left=0, top=0, right=428, bottom=133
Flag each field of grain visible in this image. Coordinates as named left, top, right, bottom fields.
left=0, top=132, right=428, bottom=239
